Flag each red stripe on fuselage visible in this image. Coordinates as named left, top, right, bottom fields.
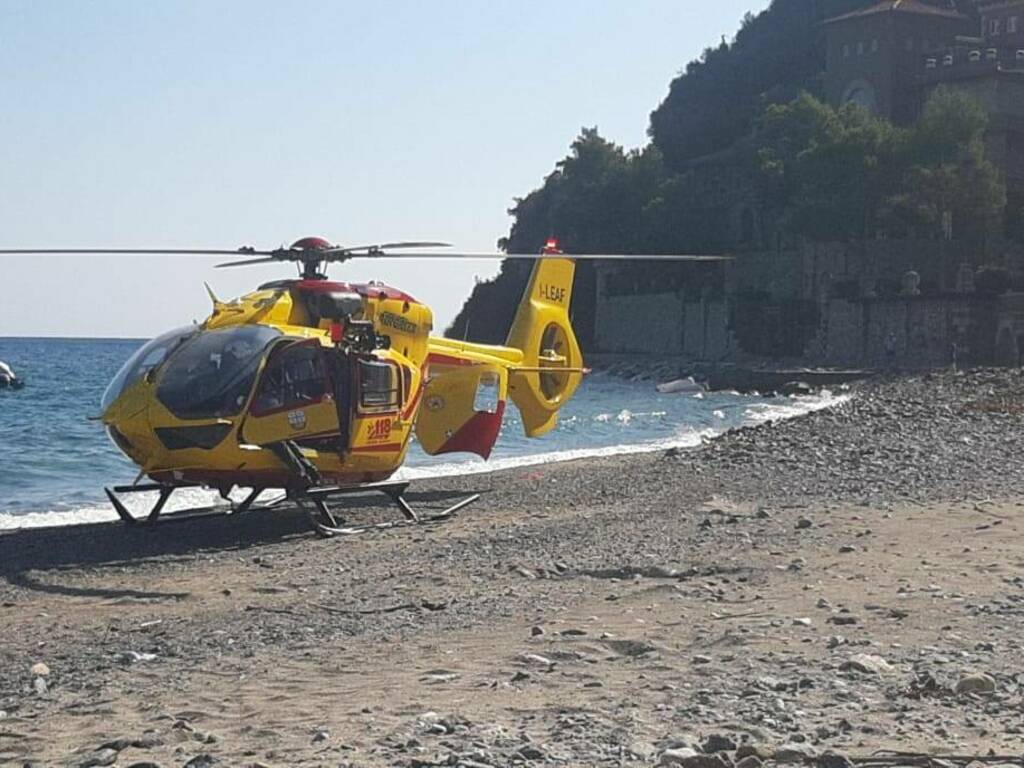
left=425, top=353, right=476, bottom=367
left=403, top=380, right=425, bottom=420
left=352, top=442, right=404, bottom=453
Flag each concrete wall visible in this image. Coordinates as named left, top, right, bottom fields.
left=593, top=244, right=1020, bottom=367
left=811, top=296, right=994, bottom=367
left=594, top=292, right=685, bottom=354
left=594, top=293, right=739, bottom=359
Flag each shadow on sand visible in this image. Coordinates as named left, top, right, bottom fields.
left=0, top=488, right=484, bottom=601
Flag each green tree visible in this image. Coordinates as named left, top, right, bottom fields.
left=756, top=93, right=905, bottom=241
left=889, top=87, right=1005, bottom=243
left=449, top=129, right=654, bottom=345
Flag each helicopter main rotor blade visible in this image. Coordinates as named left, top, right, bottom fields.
left=214, top=256, right=285, bottom=268
left=326, top=241, right=452, bottom=254
left=0, top=248, right=274, bottom=256
left=348, top=251, right=731, bottom=261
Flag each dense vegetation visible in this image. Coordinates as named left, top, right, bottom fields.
left=650, top=0, right=979, bottom=170
left=447, top=0, right=1002, bottom=345
left=757, top=88, right=1004, bottom=244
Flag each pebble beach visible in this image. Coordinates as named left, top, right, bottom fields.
left=2, top=368, right=1023, bottom=767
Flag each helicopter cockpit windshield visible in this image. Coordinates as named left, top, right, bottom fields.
left=156, top=325, right=282, bottom=420
left=101, top=325, right=199, bottom=413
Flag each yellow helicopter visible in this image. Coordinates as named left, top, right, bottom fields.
left=2, top=237, right=724, bottom=536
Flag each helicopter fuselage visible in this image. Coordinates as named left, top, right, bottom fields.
left=101, top=277, right=524, bottom=493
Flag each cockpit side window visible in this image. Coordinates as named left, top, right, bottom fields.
left=358, top=359, right=401, bottom=413
left=251, top=343, right=331, bottom=416
left=156, top=325, right=281, bottom=420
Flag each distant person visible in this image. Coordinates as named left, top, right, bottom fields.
left=885, top=332, right=897, bottom=368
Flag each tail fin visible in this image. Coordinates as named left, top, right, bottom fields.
left=506, top=243, right=585, bottom=437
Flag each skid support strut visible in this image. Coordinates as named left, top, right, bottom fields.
left=104, top=483, right=271, bottom=527
left=103, top=479, right=477, bottom=538
left=300, top=481, right=480, bottom=538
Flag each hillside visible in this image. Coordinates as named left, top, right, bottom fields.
left=447, top=0, right=990, bottom=347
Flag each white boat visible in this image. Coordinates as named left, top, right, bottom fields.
left=656, top=376, right=705, bottom=394
left=0, top=360, right=23, bottom=390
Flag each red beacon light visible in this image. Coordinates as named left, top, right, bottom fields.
left=542, top=238, right=562, bottom=254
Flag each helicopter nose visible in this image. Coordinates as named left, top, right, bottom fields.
left=106, top=423, right=139, bottom=462
left=102, top=398, right=156, bottom=466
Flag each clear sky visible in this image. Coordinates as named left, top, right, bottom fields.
left=0, top=0, right=768, bottom=338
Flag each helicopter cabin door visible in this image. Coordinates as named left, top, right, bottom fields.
left=416, top=364, right=507, bottom=459
left=241, top=340, right=343, bottom=448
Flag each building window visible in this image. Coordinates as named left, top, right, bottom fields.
left=857, top=41, right=865, bottom=55
left=843, top=43, right=851, bottom=58
left=991, top=18, right=1002, bottom=36
left=871, top=38, right=879, bottom=53
left=1009, top=16, right=1019, bottom=34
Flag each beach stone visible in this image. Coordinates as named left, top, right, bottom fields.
left=628, top=742, right=656, bottom=760
left=736, top=745, right=773, bottom=760
left=736, top=757, right=763, bottom=768
left=821, top=752, right=855, bottom=768
left=519, top=653, right=553, bottom=667
left=183, top=756, right=217, bottom=768
left=659, top=747, right=699, bottom=765
left=518, top=744, right=545, bottom=761
left=775, top=744, right=818, bottom=763
left=30, top=662, right=50, bottom=677
left=840, top=654, right=893, bottom=675
left=702, top=733, right=737, bottom=753
left=77, top=749, right=118, bottom=767
left=795, top=517, right=813, bottom=529
left=954, top=673, right=996, bottom=695
left=667, top=754, right=731, bottom=768
left=530, top=625, right=544, bottom=636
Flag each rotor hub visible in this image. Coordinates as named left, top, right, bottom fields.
left=290, top=236, right=333, bottom=251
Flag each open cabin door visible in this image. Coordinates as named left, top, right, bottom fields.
left=416, top=365, right=507, bottom=459
left=241, top=339, right=344, bottom=447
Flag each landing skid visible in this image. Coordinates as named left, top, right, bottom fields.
left=300, top=482, right=481, bottom=538
left=103, top=480, right=479, bottom=538
left=104, top=483, right=277, bottom=526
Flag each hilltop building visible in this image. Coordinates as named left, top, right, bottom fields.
left=823, top=0, right=1024, bottom=188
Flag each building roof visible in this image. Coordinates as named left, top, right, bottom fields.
left=823, top=0, right=965, bottom=25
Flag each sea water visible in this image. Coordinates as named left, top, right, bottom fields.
left=0, top=337, right=842, bottom=529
